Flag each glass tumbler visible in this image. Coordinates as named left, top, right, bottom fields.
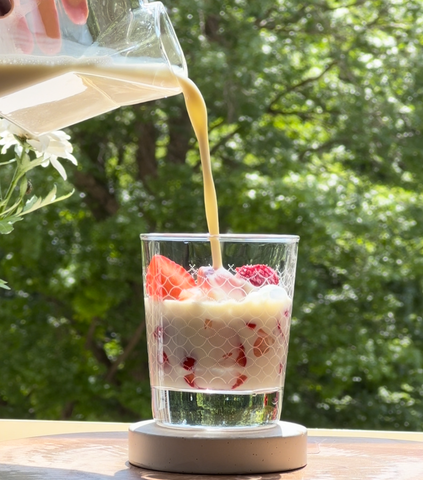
left=141, top=233, right=299, bottom=429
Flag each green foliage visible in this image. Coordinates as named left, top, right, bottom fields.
left=1, top=0, right=422, bottom=430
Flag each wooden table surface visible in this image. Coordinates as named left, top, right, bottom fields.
left=1, top=420, right=423, bottom=479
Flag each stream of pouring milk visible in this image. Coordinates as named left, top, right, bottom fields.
left=176, top=75, right=222, bottom=269
left=0, top=59, right=222, bottom=267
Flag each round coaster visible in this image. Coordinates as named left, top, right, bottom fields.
left=128, top=420, right=307, bottom=474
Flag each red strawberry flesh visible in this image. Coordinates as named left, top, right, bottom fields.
left=184, top=373, right=196, bottom=388
left=182, top=356, right=196, bottom=371
left=235, top=264, right=279, bottom=287
left=236, top=344, right=247, bottom=367
left=231, top=374, right=248, bottom=390
left=145, top=254, right=196, bottom=300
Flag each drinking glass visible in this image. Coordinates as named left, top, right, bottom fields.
left=141, top=233, right=299, bottom=429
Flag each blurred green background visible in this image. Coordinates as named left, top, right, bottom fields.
left=1, top=0, right=422, bottom=430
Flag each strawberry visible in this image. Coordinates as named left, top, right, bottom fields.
left=253, top=328, right=275, bottom=357
left=158, top=350, right=170, bottom=367
left=153, top=326, right=164, bottom=341
left=184, top=373, right=197, bottom=388
left=182, top=356, right=196, bottom=371
left=231, top=374, right=248, bottom=390
left=221, top=344, right=247, bottom=367
left=197, top=266, right=248, bottom=300
left=145, top=255, right=196, bottom=300
left=236, top=344, right=247, bottom=367
left=235, top=264, right=279, bottom=287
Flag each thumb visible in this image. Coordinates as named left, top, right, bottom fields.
left=0, top=0, right=13, bottom=17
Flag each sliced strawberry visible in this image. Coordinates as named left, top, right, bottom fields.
left=235, top=264, right=279, bottom=287
left=231, top=374, right=248, bottom=390
left=145, top=255, right=196, bottom=300
left=253, top=328, right=276, bottom=357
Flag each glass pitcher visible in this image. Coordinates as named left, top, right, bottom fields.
left=0, top=0, right=187, bottom=136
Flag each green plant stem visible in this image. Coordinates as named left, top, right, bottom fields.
left=0, top=150, right=45, bottom=216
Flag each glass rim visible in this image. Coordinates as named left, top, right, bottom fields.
left=140, top=233, right=300, bottom=243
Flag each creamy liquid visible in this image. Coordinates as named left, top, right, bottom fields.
left=0, top=61, right=183, bottom=135
left=0, top=58, right=222, bottom=267
left=177, top=76, right=222, bottom=268
left=147, top=293, right=291, bottom=391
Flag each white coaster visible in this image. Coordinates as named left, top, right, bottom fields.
left=128, top=419, right=307, bottom=474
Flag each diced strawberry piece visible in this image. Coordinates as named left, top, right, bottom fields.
left=235, top=264, right=279, bottom=287
left=246, top=322, right=257, bottom=329
left=253, top=328, right=276, bottom=357
left=153, top=326, right=164, bottom=341
left=182, top=356, right=196, bottom=371
left=231, top=374, right=248, bottom=390
left=145, top=255, right=196, bottom=300
left=158, top=350, right=171, bottom=372
left=184, top=373, right=197, bottom=388
left=158, top=350, right=168, bottom=365
left=204, top=319, right=214, bottom=329
left=276, top=320, right=284, bottom=338
left=222, top=351, right=233, bottom=360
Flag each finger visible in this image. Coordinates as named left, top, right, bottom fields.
left=34, top=0, right=61, bottom=54
left=0, top=0, right=13, bottom=17
left=0, top=0, right=34, bottom=53
left=62, top=0, right=88, bottom=25
left=15, top=15, right=35, bottom=53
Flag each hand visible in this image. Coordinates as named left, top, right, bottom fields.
left=0, top=0, right=89, bottom=54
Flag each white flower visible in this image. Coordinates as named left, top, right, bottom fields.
left=0, top=118, right=78, bottom=181
left=0, top=118, right=26, bottom=155
left=28, top=130, right=77, bottom=181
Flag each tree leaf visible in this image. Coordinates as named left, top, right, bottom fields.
left=20, top=186, right=74, bottom=217
left=0, top=216, right=22, bottom=234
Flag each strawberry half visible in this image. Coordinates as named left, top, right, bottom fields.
left=145, top=255, right=196, bottom=300
left=235, top=264, right=279, bottom=287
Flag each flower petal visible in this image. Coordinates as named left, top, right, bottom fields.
left=50, top=157, right=67, bottom=180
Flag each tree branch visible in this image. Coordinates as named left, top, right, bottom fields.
left=210, top=125, right=242, bottom=156
left=73, top=171, right=119, bottom=221
left=84, top=317, right=113, bottom=371
left=105, top=320, right=146, bottom=383
left=268, top=60, right=337, bottom=111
